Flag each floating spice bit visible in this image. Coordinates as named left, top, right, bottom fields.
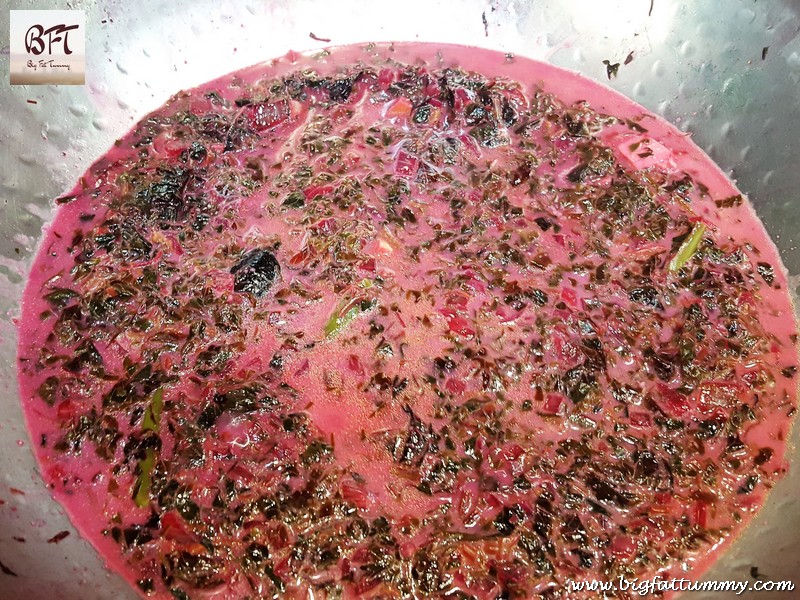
left=602, top=59, right=621, bottom=79
left=46, top=530, right=70, bottom=544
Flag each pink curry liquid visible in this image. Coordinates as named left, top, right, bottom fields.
left=17, top=43, right=799, bottom=599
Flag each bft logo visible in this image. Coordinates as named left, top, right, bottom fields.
left=25, top=23, right=80, bottom=56
left=10, top=10, right=86, bottom=85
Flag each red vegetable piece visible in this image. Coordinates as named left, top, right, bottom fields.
left=439, top=308, right=475, bottom=337
left=495, top=561, right=527, bottom=585
left=692, top=499, right=709, bottom=528
left=458, top=133, right=481, bottom=158
left=289, top=246, right=313, bottom=266
left=56, top=399, right=76, bottom=421
left=346, top=354, right=364, bottom=377
left=245, top=99, right=290, bottom=131
left=694, top=380, right=743, bottom=414
left=610, top=535, right=637, bottom=559
left=312, top=217, right=337, bottom=235
left=628, top=410, right=652, bottom=428
left=445, top=378, right=466, bottom=394
left=304, top=184, right=333, bottom=200
left=394, top=150, right=419, bottom=179
left=446, top=291, right=470, bottom=309
left=656, top=383, right=690, bottom=416
left=542, top=392, right=565, bottom=415
left=385, top=97, right=412, bottom=118
left=293, top=358, right=310, bottom=377
left=377, top=68, right=394, bottom=89
left=501, top=444, right=524, bottom=462
left=560, top=286, right=578, bottom=307
left=452, top=87, right=473, bottom=112
left=552, top=331, right=579, bottom=365
left=341, top=482, right=369, bottom=509
left=654, top=492, right=672, bottom=507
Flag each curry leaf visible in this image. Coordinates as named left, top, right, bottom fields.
left=669, top=223, right=706, bottom=272
left=133, top=448, right=156, bottom=508
left=324, top=298, right=375, bottom=337
left=141, top=388, right=163, bottom=432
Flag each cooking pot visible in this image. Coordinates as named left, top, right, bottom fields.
left=1, top=1, right=799, bottom=597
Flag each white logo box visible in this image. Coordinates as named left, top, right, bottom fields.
left=9, top=9, right=85, bottom=85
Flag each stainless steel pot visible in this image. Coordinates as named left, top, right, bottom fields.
left=1, top=1, right=799, bottom=597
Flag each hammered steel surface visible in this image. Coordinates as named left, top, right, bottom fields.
left=1, top=1, right=799, bottom=598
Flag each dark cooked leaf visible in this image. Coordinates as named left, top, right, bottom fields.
left=395, top=405, right=440, bottom=465
left=231, top=248, right=281, bottom=297
left=324, top=77, right=354, bottom=102
left=166, top=551, right=224, bottom=589
left=756, top=262, right=775, bottom=285
left=629, top=285, right=662, bottom=309
left=38, top=376, right=60, bottom=406
left=137, top=169, right=193, bottom=224
left=282, top=191, right=305, bottom=209
left=43, top=287, right=80, bottom=308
